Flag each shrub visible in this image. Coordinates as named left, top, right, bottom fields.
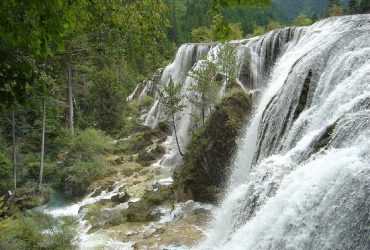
left=0, top=153, right=12, bottom=195
left=54, top=128, right=114, bottom=197
left=267, top=21, right=283, bottom=31
left=56, top=157, right=109, bottom=197
left=191, top=26, right=213, bottom=43
left=0, top=211, right=77, bottom=250
left=70, top=128, right=112, bottom=161
left=252, top=26, right=266, bottom=36
left=293, top=14, right=313, bottom=27
left=140, top=96, right=154, bottom=109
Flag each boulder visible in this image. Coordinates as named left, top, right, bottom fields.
left=173, top=89, right=252, bottom=203
left=111, top=191, right=130, bottom=203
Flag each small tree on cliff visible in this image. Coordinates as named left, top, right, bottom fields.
left=188, top=59, right=220, bottom=124
left=217, top=43, right=239, bottom=87
left=158, top=77, right=185, bottom=156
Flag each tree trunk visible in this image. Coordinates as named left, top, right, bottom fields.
left=38, top=97, right=46, bottom=190
left=11, top=107, right=16, bottom=195
left=67, top=62, right=74, bottom=135
left=172, top=113, right=184, bottom=157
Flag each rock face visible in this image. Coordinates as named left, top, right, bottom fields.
left=174, top=89, right=253, bottom=203
left=111, top=191, right=130, bottom=204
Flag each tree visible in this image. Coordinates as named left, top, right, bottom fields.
left=217, top=44, right=239, bottom=87
left=191, top=27, right=213, bottom=42
left=0, top=154, right=12, bottom=195
left=37, top=97, right=46, bottom=190
left=211, top=0, right=269, bottom=12
left=11, top=107, right=17, bottom=196
left=253, top=26, right=267, bottom=36
left=229, top=23, right=244, bottom=40
left=0, top=0, right=89, bottom=105
left=267, top=21, right=283, bottom=31
left=293, top=14, right=313, bottom=26
left=188, top=59, right=220, bottom=124
left=349, top=0, right=360, bottom=13
left=360, top=0, right=370, bottom=13
left=327, top=3, right=345, bottom=16
left=210, top=0, right=269, bottom=41
left=158, top=77, right=185, bottom=156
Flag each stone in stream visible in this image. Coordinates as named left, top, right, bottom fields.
left=111, top=191, right=130, bottom=203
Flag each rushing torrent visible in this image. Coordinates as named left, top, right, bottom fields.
left=47, top=14, right=370, bottom=250
left=194, top=14, right=370, bottom=250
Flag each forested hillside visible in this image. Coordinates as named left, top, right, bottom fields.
left=0, top=0, right=369, bottom=249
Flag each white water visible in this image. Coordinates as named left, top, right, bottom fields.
left=197, top=15, right=370, bottom=250
left=46, top=14, right=370, bottom=250
left=139, top=28, right=299, bottom=169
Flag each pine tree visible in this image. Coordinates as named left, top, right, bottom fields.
left=158, top=77, right=185, bottom=156
left=349, top=0, right=359, bottom=13
left=188, top=59, right=220, bottom=124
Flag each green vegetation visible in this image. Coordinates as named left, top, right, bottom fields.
left=0, top=211, right=78, bottom=250
left=293, top=14, right=313, bottom=26
left=158, top=77, right=186, bottom=156
left=1, top=0, right=365, bottom=247
left=174, top=88, right=252, bottom=203
left=191, top=27, right=214, bottom=43
left=55, top=129, right=113, bottom=197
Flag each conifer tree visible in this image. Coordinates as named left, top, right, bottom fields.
left=158, top=77, right=185, bottom=156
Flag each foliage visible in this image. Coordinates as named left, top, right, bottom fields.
left=86, top=68, right=127, bottom=135
left=267, top=20, right=284, bottom=31
left=158, top=77, right=186, bottom=155
left=293, top=14, right=313, bottom=26
left=66, top=128, right=112, bottom=162
left=140, top=96, right=154, bottom=110
left=0, top=0, right=88, bottom=105
left=191, top=27, right=213, bottom=43
left=253, top=26, right=267, bottom=36
left=0, top=153, right=12, bottom=195
left=211, top=0, right=269, bottom=12
left=228, top=23, right=244, bottom=40
left=158, top=78, right=186, bottom=122
left=0, top=211, right=77, bottom=250
left=56, top=157, right=109, bottom=197
left=216, top=44, right=239, bottom=86
left=173, top=88, right=252, bottom=203
left=188, top=58, right=221, bottom=124
left=327, top=4, right=345, bottom=16
left=54, top=128, right=113, bottom=197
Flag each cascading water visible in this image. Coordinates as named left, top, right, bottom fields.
left=196, top=14, right=370, bottom=250
left=138, top=28, right=299, bottom=169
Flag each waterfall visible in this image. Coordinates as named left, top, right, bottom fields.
left=136, top=27, right=300, bottom=169
left=197, top=14, right=370, bottom=250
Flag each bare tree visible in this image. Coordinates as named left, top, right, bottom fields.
left=37, top=97, right=46, bottom=190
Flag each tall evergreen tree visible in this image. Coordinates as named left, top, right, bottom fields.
left=158, top=77, right=185, bottom=156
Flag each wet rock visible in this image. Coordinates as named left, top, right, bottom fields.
left=121, top=186, right=174, bottom=222
left=91, top=188, right=103, bottom=197
left=151, top=145, right=166, bottom=157
left=137, top=151, right=156, bottom=166
left=174, top=89, right=252, bottom=203
left=111, top=191, right=131, bottom=204
left=152, top=227, right=165, bottom=236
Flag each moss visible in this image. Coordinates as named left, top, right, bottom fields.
left=123, top=186, right=173, bottom=222
left=137, top=151, right=156, bottom=166
left=14, top=186, right=52, bottom=210
left=173, top=89, right=252, bottom=203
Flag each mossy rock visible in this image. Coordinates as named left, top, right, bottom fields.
left=121, top=185, right=174, bottom=223
left=151, top=145, right=166, bottom=157
left=137, top=151, right=156, bottom=166
left=14, top=187, right=52, bottom=210
left=174, top=89, right=252, bottom=203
